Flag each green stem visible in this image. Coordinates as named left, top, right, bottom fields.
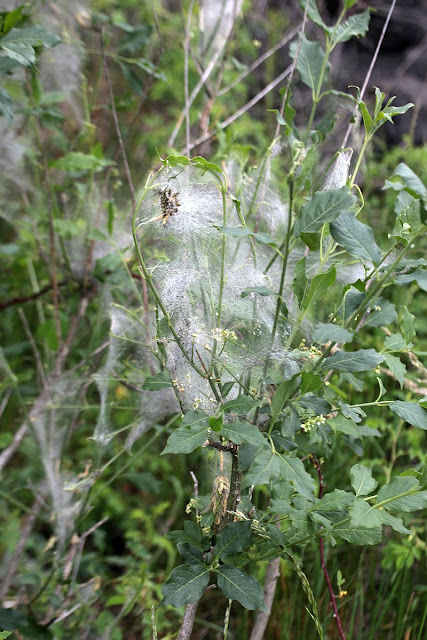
left=349, top=135, right=370, bottom=188
left=305, top=42, right=332, bottom=139
left=271, top=179, right=294, bottom=340
left=312, top=228, right=424, bottom=372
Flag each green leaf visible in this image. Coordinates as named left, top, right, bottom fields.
left=323, top=348, right=383, bottom=372
left=161, top=564, right=210, bottom=607
left=384, top=333, right=406, bottom=352
left=379, top=511, right=411, bottom=535
left=240, top=445, right=282, bottom=487
left=400, top=307, right=416, bottom=343
left=303, top=266, right=336, bottom=311
left=363, top=301, right=397, bottom=328
left=389, top=401, right=427, bottom=430
left=51, top=152, right=115, bottom=172
left=377, top=476, right=427, bottom=511
left=294, top=187, right=356, bottom=235
left=209, top=415, right=223, bottom=432
left=270, top=377, right=298, bottom=427
left=271, top=483, right=294, bottom=514
left=383, top=353, right=406, bottom=389
left=358, top=99, right=373, bottom=134
left=166, top=521, right=202, bottom=545
left=394, top=268, right=427, bottom=292
left=380, top=102, right=414, bottom=127
left=216, top=565, right=267, bottom=612
left=220, top=381, right=235, bottom=398
left=279, top=453, right=316, bottom=498
left=0, top=25, right=60, bottom=67
left=300, top=231, right=321, bottom=251
left=350, top=464, right=378, bottom=496
left=312, top=322, right=354, bottom=344
left=300, top=371, right=323, bottom=395
left=330, top=212, right=381, bottom=263
left=0, top=86, right=12, bottom=120
left=350, top=499, right=383, bottom=528
left=222, top=395, right=261, bottom=415
left=311, top=489, right=354, bottom=513
left=141, top=372, right=173, bottom=391
left=293, top=256, right=307, bottom=307
left=2, top=8, right=23, bottom=34
left=392, top=163, right=427, bottom=200
left=241, top=445, right=315, bottom=497
left=177, top=542, right=203, bottom=564
left=0, top=607, right=52, bottom=639
left=162, top=412, right=210, bottom=454
left=302, top=0, right=329, bottom=32
left=327, top=415, right=381, bottom=438
left=241, top=286, right=275, bottom=298
left=290, top=35, right=330, bottom=93
left=215, top=521, right=252, bottom=559
left=296, top=393, right=331, bottom=415
left=331, top=9, right=370, bottom=45
left=333, top=522, right=382, bottom=545
left=221, top=420, right=266, bottom=447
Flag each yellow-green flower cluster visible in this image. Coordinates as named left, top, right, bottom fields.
left=301, top=414, right=326, bottom=433
left=211, top=327, right=237, bottom=342
left=298, top=339, right=322, bottom=360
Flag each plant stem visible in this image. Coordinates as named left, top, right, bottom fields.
left=177, top=601, right=200, bottom=640
left=272, top=179, right=294, bottom=341
left=312, top=455, right=347, bottom=640
left=131, top=179, right=209, bottom=384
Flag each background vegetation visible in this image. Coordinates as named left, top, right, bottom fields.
left=0, top=1, right=426, bottom=639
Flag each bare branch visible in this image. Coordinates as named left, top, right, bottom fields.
left=168, top=1, right=236, bottom=149
left=274, top=0, right=310, bottom=139
left=218, top=23, right=301, bottom=97
left=0, top=495, right=44, bottom=599
left=249, top=557, right=280, bottom=640
left=187, top=65, right=292, bottom=153
left=342, top=0, right=398, bottom=148
left=312, top=455, right=347, bottom=640
left=177, top=601, right=199, bottom=640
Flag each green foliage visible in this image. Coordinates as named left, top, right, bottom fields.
left=0, top=1, right=426, bottom=639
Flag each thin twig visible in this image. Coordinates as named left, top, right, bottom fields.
left=0, top=423, right=29, bottom=475
left=187, top=65, right=292, bottom=153
left=101, top=29, right=136, bottom=210
left=190, top=470, right=199, bottom=519
left=274, top=1, right=310, bottom=139
left=100, top=28, right=152, bottom=347
left=183, top=0, right=196, bottom=156
left=312, top=455, right=347, bottom=640
left=342, top=0, right=398, bottom=148
left=0, top=494, right=44, bottom=599
left=218, top=23, right=301, bottom=97
left=18, top=307, right=49, bottom=390
left=0, top=280, right=65, bottom=312
left=54, top=295, right=89, bottom=376
left=168, top=0, right=235, bottom=149
left=31, top=109, right=62, bottom=344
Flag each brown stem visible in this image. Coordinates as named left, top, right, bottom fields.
left=0, top=495, right=44, bottom=599
left=225, top=444, right=242, bottom=524
left=249, top=557, right=280, bottom=640
left=177, top=601, right=199, bottom=640
left=312, top=455, right=347, bottom=640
